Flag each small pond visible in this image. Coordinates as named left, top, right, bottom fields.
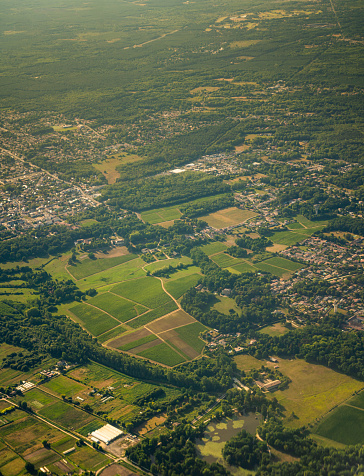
left=196, top=413, right=262, bottom=475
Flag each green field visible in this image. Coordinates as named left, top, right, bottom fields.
left=347, top=390, right=364, bottom=409
left=96, top=324, right=127, bottom=343
left=88, top=292, right=147, bottom=322
left=128, top=301, right=178, bottom=328
left=314, top=405, right=364, bottom=445
left=69, top=303, right=119, bottom=336
left=119, top=334, right=158, bottom=351
left=144, top=256, right=193, bottom=273
left=76, top=258, right=146, bottom=291
left=229, top=262, right=257, bottom=274
left=212, top=296, right=240, bottom=315
left=259, top=323, right=289, bottom=337
left=141, top=205, right=182, bottom=224
left=262, top=257, right=304, bottom=271
left=137, top=342, right=186, bottom=367
left=200, top=242, right=228, bottom=256
left=39, top=400, right=101, bottom=431
left=22, top=388, right=58, bottom=409
left=41, top=375, right=86, bottom=398
left=111, top=276, right=172, bottom=308
left=165, top=274, right=201, bottom=299
left=211, top=253, right=244, bottom=268
left=68, top=253, right=137, bottom=280
left=175, top=322, right=207, bottom=353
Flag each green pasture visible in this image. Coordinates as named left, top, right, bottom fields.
left=21, top=388, right=57, bottom=409
left=212, top=296, right=240, bottom=315
left=264, top=257, right=304, bottom=271
left=314, top=405, right=364, bottom=445
left=128, top=301, right=178, bottom=328
left=88, top=292, right=147, bottom=322
left=175, top=322, right=207, bottom=353
left=68, top=253, right=137, bottom=280
left=76, top=258, right=146, bottom=291
left=254, top=261, right=291, bottom=277
left=137, top=343, right=186, bottom=367
left=259, top=323, right=289, bottom=337
left=69, top=303, right=119, bottom=336
left=200, top=242, right=228, bottom=256
left=165, top=274, right=201, bottom=299
left=211, top=252, right=243, bottom=268
left=111, top=276, right=172, bottom=308
left=229, top=262, right=257, bottom=274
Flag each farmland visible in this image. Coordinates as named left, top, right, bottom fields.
left=200, top=207, right=257, bottom=229
left=314, top=405, right=364, bottom=446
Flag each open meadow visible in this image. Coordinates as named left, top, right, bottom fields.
left=235, top=355, right=364, bottom=430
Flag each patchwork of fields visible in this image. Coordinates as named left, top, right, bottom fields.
left=56, top=252, right=207, bottom=367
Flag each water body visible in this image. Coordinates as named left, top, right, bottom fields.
left=196, top=413, right=262, bottom=475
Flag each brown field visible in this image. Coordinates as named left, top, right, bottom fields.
left=161, top=329, right=200, bottom=359
left=229, top=40, right=261, bottom=48
left=235, top=144, right=250, bottom=152
left=200, top=207, right=257, bottom=229
left=146, top=310, right=195, bottom=333
left=108, top=328, right=152, bottom=348
left=266, top=244, right=288, bottom=252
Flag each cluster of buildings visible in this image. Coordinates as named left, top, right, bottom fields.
left=271, top=236, right=364, bottom=325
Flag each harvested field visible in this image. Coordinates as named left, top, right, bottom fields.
left=128, top=339, right=162, bottom=355
left=146, top=310, right=195, bottom=334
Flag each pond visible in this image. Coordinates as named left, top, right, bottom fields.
left=196, top=413, right=262, bottom=475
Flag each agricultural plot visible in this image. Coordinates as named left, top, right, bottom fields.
left=314, top=405, right=364, bottom=445
left=88, top=292, right=147, bottom=322
left=108, top=327, right=156, bottom=350
left=96, top=324, right=127, bottom=343
left=69, top=303, right=119, bottom=336
left=255, top=256, right=304, bottom=277
left=141, top=206, right=182, bottom=224
left=144, top=256, right=192, bottom=273
left=137, top=342, right=186, bottom=367
left=111, top=276, right=172, bottom=308
left=229, top=261, right=257, bottom=274
left=164, top=274, right=201, bottom=299
left=347, top=390, right=364, bottom=409
left=200, top=242, right=228, bottom=256
left=127, top=301, right=178, bottom=328
left=200, top=207, right=257, bottom=229
left=39, top=400, right=102, bottom=433
left=68, top=253, right=137, bottom=280
left=174, top=322, right=207, bottom=354
left=76, top=257, right=146, bottom=291
left=211, top=252, right=244, bottom=268
left=41, top=375, right=86, bottom=398
left=146, top=310, right=195, bottom=334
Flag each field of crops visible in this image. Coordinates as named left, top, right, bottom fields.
left=69, top=303, right=119, bottom=336
left=68, top=253, right=137, bottom=280
left=201, top=207, right=257, bottom=229
left=314, top=405, right=364, bottom=445
left=111, top=276, right=172, bottom=308
left=88, top=292, right=147, bottom=322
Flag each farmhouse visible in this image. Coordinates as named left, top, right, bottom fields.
left=90, top=423, right=123, bottom=445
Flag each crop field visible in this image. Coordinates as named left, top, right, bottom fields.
left=144, top=256, right=192, bottom=273
left=229, top=262, right=256, bottom=274
left=255, top=257, right=303, bottom=277
left=96, top=324, right=127, bottom=343
left=127, top=301, right=178, bottom=328
left=69, top=302, right=119, bottom=336
left=75, top=257, right=146, bottom=291
left=137, top=342, right=186, bottom=367
left=314, top=405, right=364, bottom=445
left=39, top=400, right=102, bottom=432
left=164, top=274, right=201, bottom=299
left=41, top=375, right=86, bottom=398
left=141, top=205, right=182, bottom=224
left=88, top=292, right=147, bottom=322
left=111, top=276, right=172, bottom=308
left=146, top=310, right=195, bottom=334
left=200, top=242, right=228, bottom=256
left=200, top=207, right=257, bottom=229
left=211, top=252, right=245, bottom=268
left=67, top=253, right=137, bottom=280
left=174, top=322, right=207, bottom=353
left=119, top=334, right=159, bottom=352
left=108, top=327, right=155, bottom=349
left=67, top=445, right=111, bottom=471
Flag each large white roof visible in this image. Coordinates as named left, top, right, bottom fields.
left=90, top=424, right=123, bottom=444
